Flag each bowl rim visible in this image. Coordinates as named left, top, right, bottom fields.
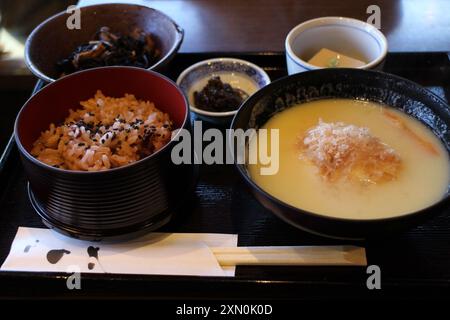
left=14, top=66, right=190, bottom=175
left=24, top=3, right=184, bottom=83
left=176, top=57, right=271, bottom=118
left=285, top=16, right=388, bottom=71
left=230, top=67, right=450, bottom=224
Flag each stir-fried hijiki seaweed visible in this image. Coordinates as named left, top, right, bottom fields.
left=57, top=27, right=160, bottom=77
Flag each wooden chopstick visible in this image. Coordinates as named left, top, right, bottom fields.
left=211, top=246, right=367, bottom=267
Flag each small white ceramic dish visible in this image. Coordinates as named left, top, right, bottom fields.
left=176, top=57, right=271, bottom=125
left=285, top=17, right=388, bottom=74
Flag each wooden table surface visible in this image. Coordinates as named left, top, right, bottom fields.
left=79, top=0, right=450, bottom=53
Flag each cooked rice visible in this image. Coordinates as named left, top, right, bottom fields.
left=31, top=90, right=173, bottom=171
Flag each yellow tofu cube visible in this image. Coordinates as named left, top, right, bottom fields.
left=308, top=48, right=366, bottom=68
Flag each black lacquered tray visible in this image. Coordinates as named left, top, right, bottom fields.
left=0, top=53, right=450, bottom=300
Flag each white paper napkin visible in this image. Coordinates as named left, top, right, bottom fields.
left=1, top=227, right=237, bottom=277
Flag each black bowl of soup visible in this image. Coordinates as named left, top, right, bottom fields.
left=230, top=68, right=450, bottom=239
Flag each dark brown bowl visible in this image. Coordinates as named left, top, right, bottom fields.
left=25, top=3, right=184, bottom=83
left=14, top=66, right=193, bottom=240
left=231, top=68, right=450, bottom=240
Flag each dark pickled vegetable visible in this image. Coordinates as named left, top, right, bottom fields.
left=57, top=27, right=160, bottom=77
left=193, top=76, right=249, bottom=112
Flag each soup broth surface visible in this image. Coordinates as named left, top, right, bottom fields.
left=248, top=99, right=449, bottom=219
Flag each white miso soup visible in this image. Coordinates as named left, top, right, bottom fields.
left=248, top=99, right=449, bottom=219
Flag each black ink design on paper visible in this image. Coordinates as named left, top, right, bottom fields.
left=87, top=246, right=100, bottom=270
left=47, top=249, right=71, bottom=264
left=24, top=239, right=40, bottom=253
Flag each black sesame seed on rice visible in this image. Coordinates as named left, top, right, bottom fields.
left=32, top=92, right=173, bottom=171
